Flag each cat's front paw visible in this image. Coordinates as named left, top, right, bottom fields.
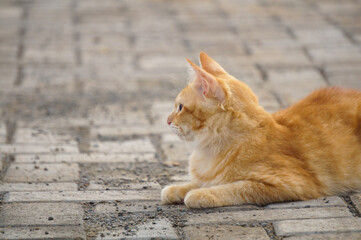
left=184, top=189, right=217, bottom=208
left=161, top=185, right=187, bottom=205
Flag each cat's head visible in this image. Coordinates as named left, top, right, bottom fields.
left=167, top=52, right=262, bottom=142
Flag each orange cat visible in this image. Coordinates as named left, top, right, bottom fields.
left=161, top=52, right=361, bottom=208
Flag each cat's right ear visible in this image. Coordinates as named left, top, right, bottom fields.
left=187, top=58, right=225, bottom=102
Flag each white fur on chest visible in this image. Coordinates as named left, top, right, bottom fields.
left=189, top=150, right=224, bottom=187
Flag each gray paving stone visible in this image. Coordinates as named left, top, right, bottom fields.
left=266, top=196, right=346, bottom=209
left=14, top=153, right=157, bottom=164
left=274, top=218, right=361, bottom=236
left=87, top=181, right=161, bottom=191
left=3, top=163, right=79, bottom=182
left=80, top=33, right=130, bottom=51
left=0, top=226, right=86, bottom=240
left=88, top=106, right=149, bottom=126
left=90, top=139, right=156, bottom=154
left=184, top=225, right=269, bottom=240
left=23, top=49, right=75, bottom=64
left=185, top=207, right=352, bottom=225
left=20, top=66, right=74, bottom=91
left=139, top=54, right=188, bottom=72
left=92, top=125, right=170, bottom=138
left=0, top=144, right=78, bottom=154
left=308, top=47, right=361, bottom=64
left=0, top=182, right=78, bottom=192
left=266, top=68, right=327, bottom=106
left=284, top=232, right=361, bottom=240
left=94, top=200, right=185, bottom=214
left=96, top=218, right=178, bottom=240
left=4, top=190, right=160, bottom=202
left=13, top=128, right=75, bottom=144
left=0, top=202, right=83, bottom=227
left=0, top=64, right=17, bottom=89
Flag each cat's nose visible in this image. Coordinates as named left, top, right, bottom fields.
left=167, top=119, right=171, bottom=125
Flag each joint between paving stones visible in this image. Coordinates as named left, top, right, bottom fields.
left=342, top=196, right=361, bottom=217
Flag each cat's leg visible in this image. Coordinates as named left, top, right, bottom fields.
left=161, top=182, right=200, bottom=205
left=184, top=180, right=297, bottom=208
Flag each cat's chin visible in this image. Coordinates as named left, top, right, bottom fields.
left=178, top=133, right=194, bottom=142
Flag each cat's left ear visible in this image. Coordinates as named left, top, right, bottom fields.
left=187, top=58, right=225, bottom=102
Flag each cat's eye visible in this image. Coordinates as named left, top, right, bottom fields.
left=178, top=104, right=183, bottom=112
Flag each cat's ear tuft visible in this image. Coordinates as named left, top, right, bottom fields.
left=199, top=52, right=227, bottom=76
left=186, top=58, right=225, bottom=102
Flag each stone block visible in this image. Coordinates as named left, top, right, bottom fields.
left=3, top=163, right=79, bottom=182
left=0, top=144, right=78, bottom=154
left=13, top=128, right=75, bottom=144
left=92, top=125, right=170, bottom=138
left=274, top=218, right=361, bottom=236
left=0, top=226, right=86, bottom=240
left=184, top=225, right=269, bottom=240
left=23, top=49, right=75, bottom=64
left=87, top=181, right=161, bottom=190
left=266, top=68, right=327, bottom=106
left=94, top=200, right=184, bottom=214
left=185, top=207, right=351, bottom=225
left=0, top=182, right=78, bottom=192
left=0, top=202, right=83, bottom=227
left=80, top=33, right=130, bottom=51
left=266, top=196, right=346, bottom=209
left=96, top=218, right=178, bottom=240
left=89, top=106, right=149, bottom=126
left=90, top=139, right=156, bottom=154
left=284, top=232, right=361, bottom=240
left=138, top=54, right=188, bottom=73
left=15, top=153, right=157, bottom=164
left=20, top=66, right=74, bottom=91
left=308, top=48, right=361, bottom=65
left=4, top=189, right=160, bottom=202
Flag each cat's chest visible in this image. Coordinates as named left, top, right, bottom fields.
left=189, top=151, right=225, bottom=186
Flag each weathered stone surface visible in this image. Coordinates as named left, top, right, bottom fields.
left=0, top=226, right=86, bottom=240
left=92, top=125, right=170, bottom=138
left=87, top=181, right=161, bottom=190
left=266, top=68, right=327, bottom=106
left=0, top=182, right=78, bottom=192
left=4, top=163, right=79, bottom=182
left=0, top=202, right=83, bottom=227
left=15, top=153, right=157, bottom=163
left=96, top=218, right=178, bottom=240
left=184, top=225, right=269, bottom=240
left=4, top=190, right=160, bottom=202
left=94, top=200, right=185, bottom=214
left=185, top=207, right=352, bottom=225
left=274, top=218, right=361, bottom=236
left=90, top=139, right=156, bottom=153
left=266, top=196, right=346, bottom=209
left=284, top=232, right=361, bottom=240
left=0, top=144, right=78, bottom=154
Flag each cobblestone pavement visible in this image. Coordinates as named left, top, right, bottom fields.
left=0, top=0, right=361, bottom=239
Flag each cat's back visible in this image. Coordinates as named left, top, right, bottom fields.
left=271, top=87, right=361, bottom=194
left=273, top=87, right=361, bottom=128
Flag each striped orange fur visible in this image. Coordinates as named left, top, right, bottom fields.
left=161, top=52, right=361, bottom=208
